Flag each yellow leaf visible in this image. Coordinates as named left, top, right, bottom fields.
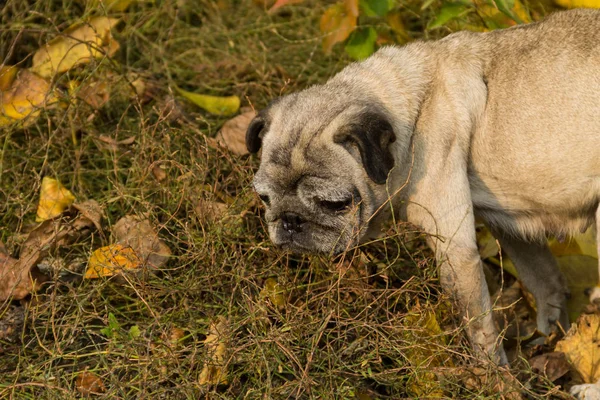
left=556, top=313, right=600, bottom=383
left=0, top=69, right=56, bottom=127
left=31, top=16, right=120, bottom=79
left=84, top=244, right=141, bottom=278
left=557, top=255, right=599, bottom=322
left=259, top=277, right=286, bottom=310
left=0, top=66, right=18, bottom=91
left=403, top=303, right=451, bottom=398
left=320, top=3, right=357, bottom=54
left=550, top=227, right=598, bottom=258
left=555, top=0, right=600, bottom=8
left=175, top=87, right=240, bottom=116
left=199, top=316, right=229, bottom=386
left=36, top=177, right=76, bottom=222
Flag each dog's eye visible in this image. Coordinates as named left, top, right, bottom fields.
left=258, top=194, right=270, bottom=206
left=320, top=198, right=353, bottom=213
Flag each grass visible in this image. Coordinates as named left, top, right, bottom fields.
left=0, top=0, right=571, bottom=398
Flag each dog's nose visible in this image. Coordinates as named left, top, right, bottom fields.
left=281, top=212, right=304, bottom=233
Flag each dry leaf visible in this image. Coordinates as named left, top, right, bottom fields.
left=36, top=177, right=76, bottom=222
left=84, top=244, right=141, bottom=279
left=75, top=371, right=106, bottom=395
left=0, top=304, right=25, bottom=342
left=112, top=216, right=171, bottom=269
left=72, top=200, right=104, bottom=233
left=31, top=16, right=120, bottom=79
left=438, top=367, right=523, bottom=400
left=556, top=313, right=600, bottom=383
left=194, top=200, right=228, bottom=224
left=199, top=316, right=229, bottom=386
left=320, top=0, right=358, bottom=54
left=259, top=277, right=286, bottom=310
left=175, top=87, right=240, bottom=116
left=0, top=220, right=75, bottom=301
left=97, top=134, right=136, bottom=151
left=493, top=281, right=537, bottom=341
left=0, top=68, right=57, bottom=127
left=71, top=79, right=110, bottom=109
left=215, top=110, right=256, bottom=156
left=529, top=352, right=571, bottom=382
left=152, top=166, right=167, bottom=182
left=163, top=327, right=185, bottom=349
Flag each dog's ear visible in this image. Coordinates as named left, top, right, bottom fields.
left=334, top=112, right=396, bottom=184
left=246, top=114, right=266, bottom=154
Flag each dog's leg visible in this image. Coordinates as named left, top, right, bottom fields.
left=493, top=231, right=570, bottom=335
left=406, top=169, right=507, bottom=364
left=590, top=206, right=600, bottom=304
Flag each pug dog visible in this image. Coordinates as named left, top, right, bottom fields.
left=245, top=8, right=600, bottom=368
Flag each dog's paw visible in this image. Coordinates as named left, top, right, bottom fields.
left=570, top=381, right=600, bottom=400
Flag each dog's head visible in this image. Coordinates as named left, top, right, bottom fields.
left=246, top=85, right=397, bottom=254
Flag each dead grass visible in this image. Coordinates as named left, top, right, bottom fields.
left=0, top=0, right=569, bottom=398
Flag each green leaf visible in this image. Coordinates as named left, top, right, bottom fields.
left=175, top=87, right=240, bottom=116
left=344, top=27, right=377, bottom=60
left=491, top=0, right=525, bottom=24
left=427, top=2, right=473, bottom=29
left=359, top=0, right=395, bottom=17
left=101, top=313, right=120, bottom=338
left=128, top=325, right=141, bottom=339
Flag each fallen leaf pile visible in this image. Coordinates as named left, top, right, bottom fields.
left=0, top=197, right=103, bottom=301
left=0, top=175, right=172, bottom=300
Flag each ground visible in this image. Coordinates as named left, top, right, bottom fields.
left=0, top=0, right=587, bottom=398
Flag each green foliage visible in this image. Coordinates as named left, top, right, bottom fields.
left=345, top=26, right=377, bottom=60
left=100, top=312, right=121, bottom=339
left=428, top=2, right=473, bottom=29
left=359, top=0, right=395, bottom=16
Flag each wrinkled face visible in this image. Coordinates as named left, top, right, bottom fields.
left=246, top=88, right=396, bottom=255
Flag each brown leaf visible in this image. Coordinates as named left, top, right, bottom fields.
left=152, top=166, right=167, bottom=183
left=320, top=2, right=357, bottom=54
left=112, top=216, right=171, bottom=269
left=75, top=371, right=106, bottom=395
left=0, top=251, right=31, bottom=301
left=163, top=327, right=185, bottom=349
left=529, top=352, right=571, bottom=382
left=556, top=313, right=600, bottom=383
left=493, top=281, right=537, bottom=341
left=215, top=111, right=256, bottom=156
left=75, top=79, right=110, bottom=109
left=0, top=304, right=25, bottom=342
left=72, top=200, right=104, bottom=233
left=194, top=200, right=228, bottom=224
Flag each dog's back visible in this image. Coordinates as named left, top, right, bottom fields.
left=464, top=9, right=600, bottom=239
